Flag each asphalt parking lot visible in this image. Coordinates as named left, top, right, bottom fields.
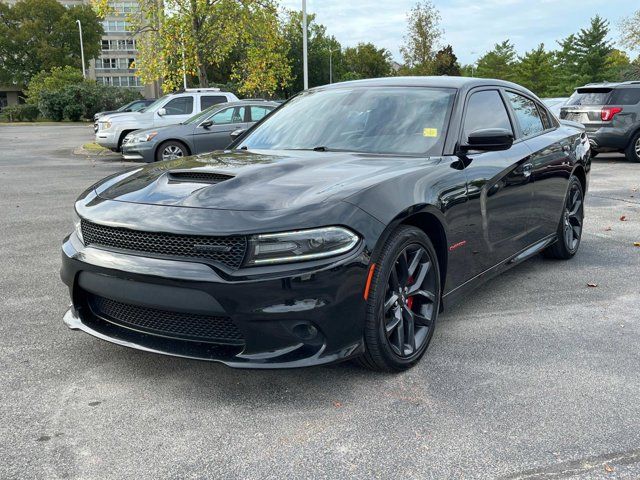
left=1, top=124, right=639, bottom=479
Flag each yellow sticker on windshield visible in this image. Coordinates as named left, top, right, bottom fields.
left=423, top=128, right=438, bottom=137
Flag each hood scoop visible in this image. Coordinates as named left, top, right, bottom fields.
left=167, top=171, right=234, bottom=184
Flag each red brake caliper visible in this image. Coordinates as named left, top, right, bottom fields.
left=406, top=276, right=414, bottom=310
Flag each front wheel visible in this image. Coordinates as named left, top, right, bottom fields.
left=358, top=226, right=441, bottom=372
left=544, top=176, right=584, bottom=259
left=155, top=140, right=188, bottom=162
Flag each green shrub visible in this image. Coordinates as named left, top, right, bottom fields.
left=37, top=82, right=143, bottom=121
left=25, top=66, right=84, bottom=106
left=1, top=103, right=40, bottom=122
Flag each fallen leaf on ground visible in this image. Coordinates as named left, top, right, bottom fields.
left=587, top=283, right=598, bottom=287
left=332, top=401, right=342, bottom=408
left=604, top=227, right=612, bottom=231
left=634, top=242, right=640, bottom=247
left=604, top=464, right=614, bottom=473
left=620, top=215, right=627, bottom=221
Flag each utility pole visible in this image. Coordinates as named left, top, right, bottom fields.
left=329, top=48, right=333, bottom=84
left=302, top=0, right=308, bottom=90
left=76, top=20, right=86, bottom=79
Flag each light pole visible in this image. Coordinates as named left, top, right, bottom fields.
left=302, top=0, right=308, bottom=90
left=329, top=48, right=333, bottom=84
left=76, top=20, right=86, bottom=79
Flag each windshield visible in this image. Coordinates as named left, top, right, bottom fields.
left=182, top=104, right=224, bottom=125
left=566, top=88, right=612, bottom=106
left=238, top=87, right=456, bottom=155
left=117, top=102, right=134, bottom=112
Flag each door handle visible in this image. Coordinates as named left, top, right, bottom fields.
left=522, top=163, right=533, bottom=177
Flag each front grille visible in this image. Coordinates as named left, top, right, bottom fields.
left=81, top=220, right=247, bottom=269
left=88, top=294, right=245, bottom=345
left=168, top=172, right=234, bottom=183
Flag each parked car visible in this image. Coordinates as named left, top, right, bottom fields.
left=121, top=100, right=278, bottom=162
left=542, top=97, right=568, bottom=117
left=62, top=77, right=590, bottom=371
left=93, top=99, right=155, bottom=133
left=95, top=88, right=239, bottom=151
left=560, top=81, right=640, bottom=161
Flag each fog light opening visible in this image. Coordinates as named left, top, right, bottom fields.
left=292, top=323, right=318, bottom=341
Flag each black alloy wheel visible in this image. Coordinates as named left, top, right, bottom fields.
left=359, top=226, right=440, bottom=371
left=544, top=176, right=584, bottom=259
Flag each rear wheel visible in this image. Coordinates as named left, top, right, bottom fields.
left=624, top=131, right=640, bottom=163
left=544, top=176, right=584, bottom=259
left=155, top=140, right=188, bottom=162
left=358, top=226, right=441, bottom=372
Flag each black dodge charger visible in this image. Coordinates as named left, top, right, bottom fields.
left=61, top=77, right=591, bottom=371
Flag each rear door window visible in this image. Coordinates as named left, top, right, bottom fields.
left=201, top=95, right=228, bottom=110
left=566, top=88, right=612, bottom=106
left=249, top=106, right=274, bottom=122
left=506, top=92, right=544, bottom=137
left=610, top=88, right=640, bottom=105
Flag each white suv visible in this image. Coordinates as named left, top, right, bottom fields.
left=95, top=88, right=239, bottom=151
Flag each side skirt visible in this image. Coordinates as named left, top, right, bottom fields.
left=441, top=234, right=557, bottom=310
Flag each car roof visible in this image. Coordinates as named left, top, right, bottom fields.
left=316, top=76, right=536, bottom=95
left=577, top=81, right=640, bottom=89
left=215, top=100, right=279, bottom=107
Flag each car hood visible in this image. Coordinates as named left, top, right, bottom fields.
left=95, top=149, right=439, bottom=211
left=101, top=111, right=146, bottom=123
left=131, top=123, right=194, bottom=138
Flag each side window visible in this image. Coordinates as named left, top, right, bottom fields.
left=209, top=107, right=246, bottom=125
left=163, top=96, right=193, bottom=116
left=463, top=90, right=512, bottom=140
left=201, top=95, right=228, bottom=110
left=250, top=106, right=273, bottom=122
left=506, top=92, right=544, bottom=137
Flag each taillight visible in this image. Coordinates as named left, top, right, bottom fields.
left=601, top=106, right=622, bottom=121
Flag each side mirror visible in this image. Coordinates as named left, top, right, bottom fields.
left=230, top=128, right=246, bottom=140
left=200, top=120, right=213, bottom=129
left=157, top=108, right=166, bottom=116
left=124, top=108, right=132, bottom=112
left=459, top=128, right=514, bottom=153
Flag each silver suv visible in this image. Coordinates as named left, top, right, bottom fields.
left=95, top=88, right=239, bottom=151
left=560, top=81, right=640, bottom=162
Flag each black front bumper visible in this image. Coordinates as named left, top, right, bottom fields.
left=61, top=233, right=370, bottom=368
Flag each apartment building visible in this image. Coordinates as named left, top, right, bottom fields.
left=0, top=0, right=157, bottom=108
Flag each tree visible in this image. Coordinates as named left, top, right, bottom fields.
left=0, top=0, right=102, bottom=86
left=475, top=40, right=517, bottom=81
left=574, top=15, right=614, bottom=83
left=433, top=45, right=461, bottom=76
left=24, top=66, right=85, bottom=105
left=400, top=1, right=442, bottom=74
left=514, top=44, right=554, bottom=96
left=281, top=11, right=341, bottom=96
left=127, top=0, right=291, bottom=95
left=619, top=9, right=640, bottom=52
left=342, top=43, right=393, bottom=79
left=606, top=49, right=632, bottom=81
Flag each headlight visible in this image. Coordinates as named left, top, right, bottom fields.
left=103, top=121, right=112, bottom=130
left=246, top=227, right=359, bottom=265
left=73, top=212, right=84, bottom=244
left=130, top=131, right=158, bottom=143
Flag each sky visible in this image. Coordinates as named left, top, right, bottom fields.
left=280, top=0, right=638, bottom=64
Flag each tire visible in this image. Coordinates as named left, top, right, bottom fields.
left=155, top=140, right=188, bottom=162
left=543, top=176, right=584, bottom=260
left=624, top=131, right=640, bottom=163
left=358, top=225, right=441, bottom=372
left=590, top=150, right=599, bottom=159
